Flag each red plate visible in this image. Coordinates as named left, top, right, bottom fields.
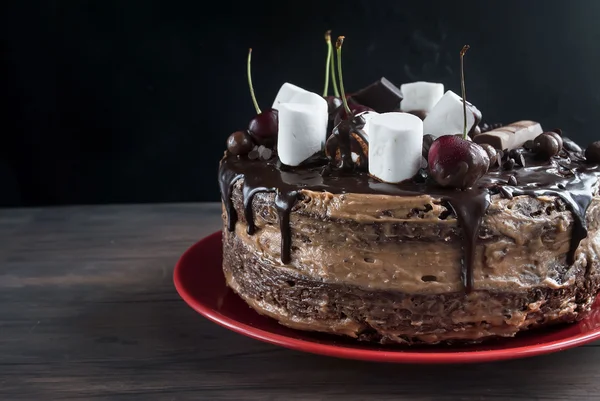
left=174, top=231, right=600, bottom=364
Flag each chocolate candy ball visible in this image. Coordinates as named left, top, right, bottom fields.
left=548, top=131, right=563, bottom=150
left=227, top=130, right=255, bottom=156
left=479, top=143, right=498, bottom=169
left=533, top=132, right=563, bottom=159
left=585, top=141, right=600, bottom=163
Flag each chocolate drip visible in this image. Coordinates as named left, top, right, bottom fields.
left=218, top=160, right=244, bottom=231
left=275, top=191, right=299, bottom=263
left=242, top=183, right=274, bottom=235
left=561, top=181, right=595, bottom=265
left=502, top=170, right=598, bottom=265
left=240, top=180, right=300, bottom=262
left=353, top=129, right=369, bottom=163
left=467, top=102, right=482, bottom=137
left=219, top=147, right=600, bottom=292
left=222, top=158, right=303, bottom=264
left=337, top=121, right=354, bottom=170
left=445, top=191, right=491, bottom=292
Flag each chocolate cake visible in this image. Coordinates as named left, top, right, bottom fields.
left=218, top=37, right=600, bottom=344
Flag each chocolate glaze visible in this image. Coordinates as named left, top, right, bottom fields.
left=325, top=114, right=368, bottom=171
left=467, top=102, right=482, bottom=137
left=219, top=145, right=600, bottom=292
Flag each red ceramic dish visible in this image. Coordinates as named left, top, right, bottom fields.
left=174, top=231, right=600, bottom=364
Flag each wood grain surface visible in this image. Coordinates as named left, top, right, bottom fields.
left=2, top=203, right=600, bottom=400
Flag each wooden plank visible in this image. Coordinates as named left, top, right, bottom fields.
left=1, top=203, right=600, bottom=400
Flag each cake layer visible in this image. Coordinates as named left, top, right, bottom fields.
left=223, top=228, right=600, bottom=344
left=227, top=179, right=600, bottom=293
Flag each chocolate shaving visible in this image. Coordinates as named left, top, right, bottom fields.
left=503, top=158, right=516, bottom=170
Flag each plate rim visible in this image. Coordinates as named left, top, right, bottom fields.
left=174, top=231, right=600, bottom=364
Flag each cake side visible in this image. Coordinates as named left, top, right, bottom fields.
left=223, top=221, right=600, bottom=344
left=219, top=176, right=600, bottom=344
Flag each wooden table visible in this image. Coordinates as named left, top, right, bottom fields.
left=2, top=203, right=600, bottom=400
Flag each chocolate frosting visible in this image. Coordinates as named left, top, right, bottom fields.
left=219, top=146, right=600, bottom=293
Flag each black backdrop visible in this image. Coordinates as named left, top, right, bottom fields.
left=2, top=0, right=600, bottom=207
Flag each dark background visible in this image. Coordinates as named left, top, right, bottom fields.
left=2, top=0, right=600, bottom=208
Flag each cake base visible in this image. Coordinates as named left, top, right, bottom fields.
left=223, top=229, right=600, bottom=345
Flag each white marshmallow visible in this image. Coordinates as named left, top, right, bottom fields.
left=272, top=83, right=309, bottom=110
left=423, top=91, right=479, bottom=138
left=400, top=82, right=444, bottom=113
left=368, top=112, right=423, bottom=183
left=277, top=99, right=328, bottom=166
left=357, top=111, right=379, bottom=137
left=289, top=90, right=326, bottom=108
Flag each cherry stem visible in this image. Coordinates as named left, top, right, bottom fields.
left=460, top=44, right=470, bottom=139
left=247, top=48, right=261, bottom=114
left=330, top=37, right=340, bottom=97
left=336, top=36, right=352, bottom=116
left=323, top=30, right=332, bottom=97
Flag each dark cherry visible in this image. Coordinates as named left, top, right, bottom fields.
left=585, top=141, right=600, bottom=163
left=226, top=130, right=255, bottom=156
left=533, top=131, right=563, bottom=159
left=563, top=137, right=583, bottom=153
left=248, top=108, right=278, bottom=146
left=427, top=135, right=490, bottom=189
left=333, top=103, right=374, bottom=127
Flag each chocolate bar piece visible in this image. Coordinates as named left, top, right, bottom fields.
left=351, top=77, right=403, bottom=113
left=473, top=120, right=543, bottom=150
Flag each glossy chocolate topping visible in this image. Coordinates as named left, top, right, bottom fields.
left=325, top=114, right=368, bottom=170
left=219, top=145, right=600, bottom=293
